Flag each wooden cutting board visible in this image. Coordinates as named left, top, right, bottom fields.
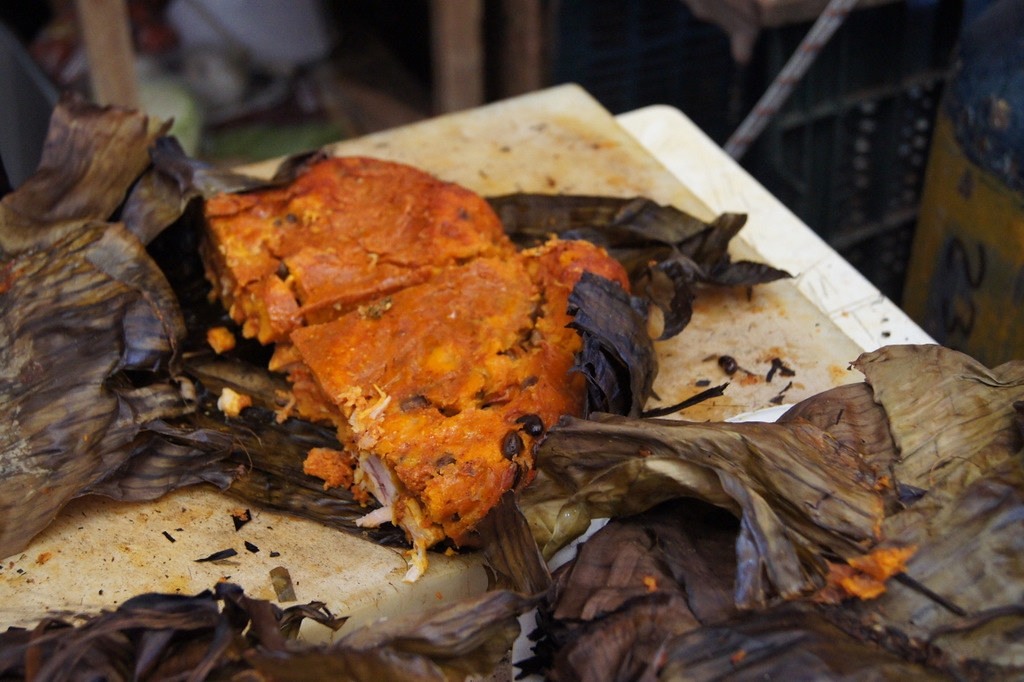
left=0, top=85, right=863, bottom=635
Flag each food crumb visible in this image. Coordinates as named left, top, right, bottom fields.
left=206, top=326, right=237, bottom=354
left=358, top=296, right=393, bottom=319
left=231, top=508, right=252, bottom=530
left=642, top=575, right=658, bottom=592
left=730, top=649, right=747, bottom=664
left=271, top=566, right=297, bottom=602
left=217, top=387, right=252, bottom=417
left=817, top=546, right=917, bottom=603
left=717, top=355, right=738, bottom=375
left=195, top=548, right=238, bottom=563
left=304, top=447, right=359, bottom=492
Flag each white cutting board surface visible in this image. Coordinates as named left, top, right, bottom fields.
left=0, top=84, right=866, bottom=634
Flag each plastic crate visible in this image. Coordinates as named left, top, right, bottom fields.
left=550, top=0, right=737, bottom=144
left=739, top=0, right=962, bottom=304
left=0, top=20, right=58, bottom=189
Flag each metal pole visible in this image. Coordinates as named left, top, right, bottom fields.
left=724, top=0, right=860, bottom=160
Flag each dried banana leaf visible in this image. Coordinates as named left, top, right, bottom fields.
left=0, top=216, right=232, bottom=559
left=567, top=271, right=656, bottom=419
left=488, top=193, right=790, bottom=339
left=835, top=346, right=1024, bottom=673
left=521, top=411, right=885, bottom=607
left=515, top=345, right=1024, bottom=679
left=0, top=97, right=252, bottom=560
left=0, top=97, right=401, bottom=561
left=522, top=500, right=950, bottom=682
left=0, top=582, right=533, bottom=681
left=172, top=354, right=406, bottom=546
left=0, top=94, right=167, bottom=256
left=853, top=344, right=1024, bottom=498
left=517, top=500, right=735, bottom=681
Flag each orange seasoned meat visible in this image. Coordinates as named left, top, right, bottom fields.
left=200, top=155, right=630, bottom=580
left=202, top=156, right=513, bottom=344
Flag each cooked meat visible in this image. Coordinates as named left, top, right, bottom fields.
left=201, top=156, right=629, bottom=580
left=202, top=156, right=513, bottom=344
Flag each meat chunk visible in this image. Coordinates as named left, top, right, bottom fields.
left=201, top=156, right=630, bottom=580
left=202, top=156, right=513, bottom=344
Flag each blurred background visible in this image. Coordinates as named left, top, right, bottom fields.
left=1, top=0, right=1013, bottom=359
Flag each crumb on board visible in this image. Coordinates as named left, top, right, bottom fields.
left=231, top=508, right=252, bottom=530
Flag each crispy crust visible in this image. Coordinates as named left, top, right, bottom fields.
left=203, top=156, right=513, bottom=343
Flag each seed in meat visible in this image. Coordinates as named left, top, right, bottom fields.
left=515, top=413, right=544, bottom=437
left=501, top=430, right=524, bottom=459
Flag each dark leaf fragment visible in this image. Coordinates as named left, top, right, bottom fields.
left=567, top=271, right=657, bottom=418
left=490, top=193, right=790, bottom=341
left=232, top=508, right=252, bottom=531
left=657, top=605, right=949, bottom=682
left=195, top=548, right=237, bottom=563
left=271, top=566, right=297, bottom=602
left=0, top=583, right=347, bottom=681
left=522, top=412, right=884, bottom=607
left=522, top=345, right=1024, bottom=680
left=641, top=381, right=728, bottom=418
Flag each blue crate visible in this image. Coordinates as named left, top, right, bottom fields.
left=739, top=0, right=962, bottom=303
left=550, top=0, right=737, bottom=144
left=0, top=20, right=58, bottom=189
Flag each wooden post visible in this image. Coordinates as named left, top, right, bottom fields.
left=498, top=0, right=546, bottom=98
left=430, top=0, right=485, bottom=113
left=74, top=0, right=139, bottom=108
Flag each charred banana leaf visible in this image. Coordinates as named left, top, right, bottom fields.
left=0, top=95, right=167, bottom=256
left=0, top=582, right=534, bottom=681
left=173, top=353, right=407, bottom=546
left=0, top=97, right=383, bottom=561
left=0, top=97, right=229, bottom=560
left=517, top=345, right=1024, bottom=679
left=567, top=271, right=656, bottom=419
left=521, top=500, right=947, bottom=682
left=521, top=410, right=885, bottom=607
left=489, top=193, right=790, bottom=339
